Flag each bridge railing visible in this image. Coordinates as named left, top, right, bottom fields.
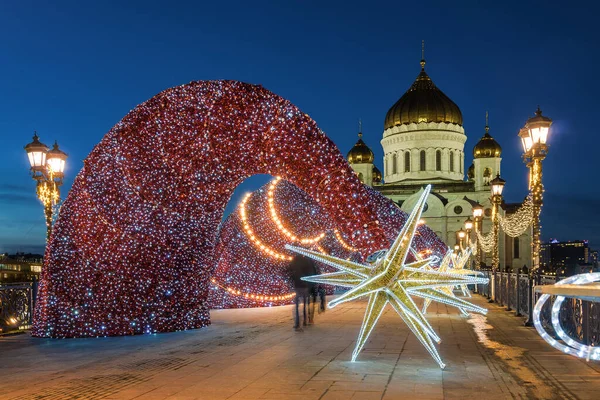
left=473, top=271, right=600, bottom=347
left=0, top=281, right=37, bottom=333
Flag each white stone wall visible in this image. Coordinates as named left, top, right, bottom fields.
left=349, top=162, right=373, bottom=186
left=473, top=157, right=501, bottom=191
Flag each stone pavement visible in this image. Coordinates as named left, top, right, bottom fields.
left=1, top=296, right=600, bottom=400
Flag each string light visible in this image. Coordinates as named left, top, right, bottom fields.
left=476, top=229, right=495, bottom=253
left=209, top=278, right=295, bottom=302
left=240, top=192, right=293, bottom=261
left=499, top=195, right=534, bottom=237
left=267, top=177, right=325, bottom=244
left=334, top=229, right=358, bottom=252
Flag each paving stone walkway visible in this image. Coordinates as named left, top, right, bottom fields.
left=1, top=296, right=599, bottom=399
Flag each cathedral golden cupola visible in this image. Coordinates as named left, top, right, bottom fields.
left=473, top=115, right=502, bottom=158
left=383, top=56, right=463, bottom=130
left=347, top=131, right=374, bottom=164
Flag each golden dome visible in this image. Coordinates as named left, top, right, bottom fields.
left=372, top=165, right=382, bottom=183
left=473, top=125, right=502, bottom=158
left=347, top=132, right=374, bottom=164
left=384, top=60, right=463, bottom=130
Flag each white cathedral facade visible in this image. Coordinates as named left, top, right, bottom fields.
left=348, top=58, right=531, bottom=271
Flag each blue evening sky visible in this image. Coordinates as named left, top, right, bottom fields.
left=1, top=0, right=598, bottom=254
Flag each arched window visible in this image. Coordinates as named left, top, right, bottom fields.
left=419, top=150, right=426, bottom=171
left=513, top=237, right=520, bottom=259
left=435, top=150, right=441, bottom=171
left=404, top=151, right=411, bottom=172
left=357, top=172, right=364, bottom=183
left=449, top=151, right=454, bottom=172
left=392, top=153, right=397, bottom=174
left=459, top=152, right=463, bottom=174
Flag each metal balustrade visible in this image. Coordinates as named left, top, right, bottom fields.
left=476, top=271, right=600, bottom=347
left=0, top=281, right=36, bottom=333
left=2, top=274, right=598, bottom=346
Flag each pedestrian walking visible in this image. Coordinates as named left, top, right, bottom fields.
left=287, top=254, right=314, bottom=331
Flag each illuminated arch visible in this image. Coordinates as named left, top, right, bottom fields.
left=32, top=80, right=387, bottom=338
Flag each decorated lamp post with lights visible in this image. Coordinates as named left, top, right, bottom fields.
left=464, top=218, right=473, bottom=267
left=519, top=107, right=552, bottom=325
left=472, top=204, right=484, bottom=270
left=457, top=229, right=466, bottom=251
left=490, top=174, right=505, bottom=274
left=24, top=132, right=68, bottom=241
left=490, top=174, right=505, bottom=302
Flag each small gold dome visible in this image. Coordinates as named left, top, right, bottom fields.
left=384, top=60, right=463, bottom=130
left=373, top=165, right=382, bottom=183
left=473, top=125, right=502, bottom=158
left=347, top=132, right=374, bottom=164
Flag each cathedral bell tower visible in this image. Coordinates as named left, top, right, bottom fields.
left=347, top=123, right=381, bottom=187
left=473, top=113, right=502, bottom=191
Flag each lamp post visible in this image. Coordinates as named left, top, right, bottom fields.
left=464, top=217, right=473, bottom=266
left=490, top=174, right=505, bottom=274
left=457, top=229, right=466, bottom=251
left=472, top=205, right=484, bottom=270
left=519, top=107, right=552, bottom=326
left=490, top=174, right=505, bottom=302
left=24, top=132, right=68, bottom=241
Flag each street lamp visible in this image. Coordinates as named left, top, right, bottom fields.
left=490, top=174, right=505, bottom=274
left=472, top=205, right=484, bottom=270
left=457, top=229, right=466, bottom=251
left=464, top=218, right=473, bottom=265
left=520, top=106, right=552, bottom=325
left=24, top=132, right=68, bottom=240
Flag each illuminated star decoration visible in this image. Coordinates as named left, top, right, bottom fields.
left=450, top=249, right=480, bottom=297
left=287, top=185, right=489, bottom=369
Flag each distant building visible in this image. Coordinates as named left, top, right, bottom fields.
left=540, top=239, right=589, bottom=274
left=0, top=254, right=42, bottom=283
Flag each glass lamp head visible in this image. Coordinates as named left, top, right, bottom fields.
left=46, top=141, right=68, bottom=177
left=458, top=230, right=466, bottom=239
left=490, top=174, right=506, bottom=197
left=464, top=218, right=473, bottom=231
left=526, top=106, right=552, bottom=146
left=472, top=204, right=484, bottom=219
left=519, top=127, right=532, bottom=153
left=24, top=132, right=49, bottom=170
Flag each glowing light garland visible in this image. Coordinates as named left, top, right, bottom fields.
left=334, top=229, right=358, bottom=252
left=288, top=185, right=489, bottom=369
left=499, top=195, right=534, bottom=237
left=240, top=192, right=292, bottom=261
left=476, top=229, right=495, bottom=253
left=268, top=177, right=325, bottom=244
left=209, top=278, right=295, bottom=302
left=33, top=80, right=393, bottom=338
left=533, top=273, right=600, bottom=361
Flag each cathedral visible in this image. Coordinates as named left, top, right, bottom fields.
left=347, top=56, right=531, bottom=271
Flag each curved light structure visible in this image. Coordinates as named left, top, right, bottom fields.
left=533, top=273, right=600, bottom=361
